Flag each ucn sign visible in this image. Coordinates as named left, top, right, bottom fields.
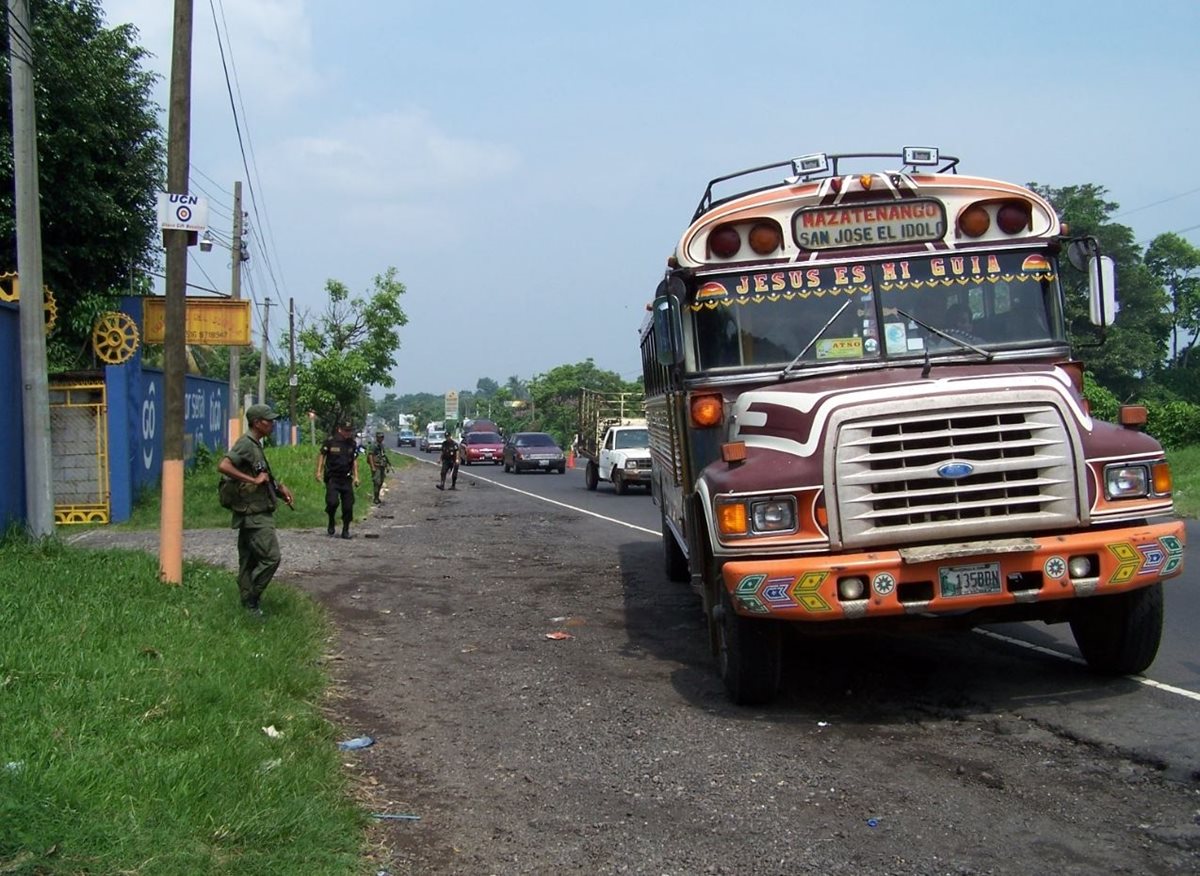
left=156, top=192, right=209, bottom=233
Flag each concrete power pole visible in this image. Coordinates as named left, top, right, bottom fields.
left=159, top=0, right=194, bottom=585
left=6, top=0, right=54, bottom=536
left=257, top=298, right=271, bottom=404
left=288, top=297, right=297, bottom=444
left=227, top=180, right=243, bottom=446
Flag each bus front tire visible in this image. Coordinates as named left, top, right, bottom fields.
left=1069, top=582, right=1163, bottom=675
left=715, top=584, right=781, bottom=706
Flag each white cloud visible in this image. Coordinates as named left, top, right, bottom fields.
left=278, top=109, right=520, bottom=199
left=105, top=0, right=319, bottom=111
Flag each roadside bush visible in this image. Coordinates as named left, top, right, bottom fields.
left=1146, top=400, right=1200, bottom=450
left=1083, top=372, right=1120, bottom=423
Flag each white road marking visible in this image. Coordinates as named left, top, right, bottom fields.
left=458, top=468, right=659, bottom=536
left=433, top=456, right=1200, bottom=704
left=974, top=628, right=1200, bottom=702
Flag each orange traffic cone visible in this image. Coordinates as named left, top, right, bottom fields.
left=567, top=449, right=575, bottom=469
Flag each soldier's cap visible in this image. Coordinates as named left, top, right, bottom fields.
left=246, top=403, right=279, bottom=423
left=337, top=420, right=354, bottom=431
left=375, top=431, right=385, bottom=438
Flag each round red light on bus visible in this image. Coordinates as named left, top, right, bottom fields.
left=748, top=222, right=782, bottom=255
left=709, top=226, right=741, bottom=259
left=689, top=393, right=724, bottom=428
left=996, top=201, right=1032, bottom=234
left=958, top=204, right=990, bottom=238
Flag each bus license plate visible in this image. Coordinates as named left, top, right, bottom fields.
left=938, top=562, right=1002, bottom=598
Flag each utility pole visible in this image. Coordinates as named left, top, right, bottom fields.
left=159, top=0, right=193, bottom=585
left=258, top=298, right=271, bottom=404
left=288, top=297, right=297, bottom=445
left=7, top=0, right=53, bottom=536
left=227, top=180, right=243, bottom=446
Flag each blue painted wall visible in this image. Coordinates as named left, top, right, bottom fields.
left=0, top=302, right=26, bottom=534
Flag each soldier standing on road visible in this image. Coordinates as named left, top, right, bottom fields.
left=436, top=433, right=459, bottom=491
left=217, top=403, right=294, bottom=617
left=368, top=431, right=391, bottom=504
left=316, top=420, right=360, bottom=538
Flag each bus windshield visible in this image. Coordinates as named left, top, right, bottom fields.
left=690, top=250, right=1065, bottom=372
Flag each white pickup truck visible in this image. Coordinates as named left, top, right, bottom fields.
left=577, top=389, right=650, bottom=494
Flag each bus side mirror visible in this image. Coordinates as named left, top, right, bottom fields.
left=1087, top=255, right=1117, bottom=327
left=653, top=294, right=683, bottom=366
left=1066, top=238, right=1117, bottom=327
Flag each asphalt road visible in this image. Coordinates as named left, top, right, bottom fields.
left=398, top=444, right=1199, bottom=780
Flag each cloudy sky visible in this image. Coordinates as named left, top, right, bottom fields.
left=103, top=0, right=1200, bottom=398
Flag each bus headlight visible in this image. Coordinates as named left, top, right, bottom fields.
left=751, top=498, right=796, bottom=533
left=1104, top=463, right=1149, bottom=499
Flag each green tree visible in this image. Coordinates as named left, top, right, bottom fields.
left=1144, top=232, right=1200, bottom=368
left=0, top=0, right=164, bottom=371
left=527, top=359, right=641, bottom=446
left=1030, top=183, right=1170, bottom=400
left=280, top=268, right=408, bottom=433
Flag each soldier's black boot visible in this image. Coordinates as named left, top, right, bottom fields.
left=341, top=524, right=352, bottom=540
left=327, top=515, right=335, bottom=537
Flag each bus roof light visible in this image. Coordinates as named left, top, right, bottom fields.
left=958, top=204, right=990, bottom=238
left=709, top=225, right=740, bottom=258
left=748, top=221, right=782, bottom=255
left=791, top=152, right=829, bottom=178
left=996, top=201, right=1032, bottom=234
left=903, top=146, right=940, bottom=166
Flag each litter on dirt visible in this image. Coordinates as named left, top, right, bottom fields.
left=338, top=735, right=376, bottom=750
left=545, top=631, right=573, bottom=640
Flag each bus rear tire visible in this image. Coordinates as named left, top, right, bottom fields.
left=1069, top=582, right=1163, bottom=675
left=715, top=584, right=781, bottom=705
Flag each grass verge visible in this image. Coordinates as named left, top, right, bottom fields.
left=0, top=538, right=365, bottom=874
left=120, top=444, right=411, bottom=531
left=1167, top=445, right=1200, bottom=518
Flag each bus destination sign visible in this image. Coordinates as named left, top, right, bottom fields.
left=794, top=199, right=945, bottom=250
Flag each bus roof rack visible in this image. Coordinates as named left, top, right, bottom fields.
left=692, top=148, right=961, bottom=221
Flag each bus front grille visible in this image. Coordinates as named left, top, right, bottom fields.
left=834, top=403, right=1078, bottom=548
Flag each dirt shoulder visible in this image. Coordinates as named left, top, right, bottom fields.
left=71, top=462, right=1200, bottom=875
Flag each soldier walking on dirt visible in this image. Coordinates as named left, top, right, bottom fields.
left=217, top=403, right=294, bottom=616
left=368, top=431, right=391, bottom=504
left=436, top=433, right=459, bottom=491
left=317, top=421, right=360, bottom=538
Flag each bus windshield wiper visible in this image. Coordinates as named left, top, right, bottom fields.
left=893, top=308, right=993, bottom=365
left=780, top=299, right=855, bottom=380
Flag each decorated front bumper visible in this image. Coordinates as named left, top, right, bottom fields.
left=720, top=521, right=1186, bottom=620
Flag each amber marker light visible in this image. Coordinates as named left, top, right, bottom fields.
left=690, top=393, right=724, bottom=428
left=721, top=441, right=747, bottom=463
left=1152, top=461, right=1173, bottom=495
left=859, top=173, right=874, bottom=189
left=717, top=502, right=748, bottom=536
left=748, top=221, right=782, bottom=255
left=958, top=204, right=990, bottom=237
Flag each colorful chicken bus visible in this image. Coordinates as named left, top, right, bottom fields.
left=641, top=148, right=1185, bottom=704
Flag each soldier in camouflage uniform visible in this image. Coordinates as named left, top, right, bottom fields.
left=368, top=431, right=391, bottom=504
left=217, top=404, right=294, bottom=616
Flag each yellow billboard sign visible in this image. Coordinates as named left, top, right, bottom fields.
left=142, top=297, right=252, bottom=345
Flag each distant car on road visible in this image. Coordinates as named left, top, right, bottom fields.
left=419, top=429, right=445, bottom=453
left=459, top=431, right=504, bottom=465
left=397, top=429, right=416, bottom=447
left=502, top=432, right=566, bottom=474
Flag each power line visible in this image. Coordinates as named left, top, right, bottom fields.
left=1115, top=186, right=1200, bottom=219
left=208, top=0, right=290, bottom=315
